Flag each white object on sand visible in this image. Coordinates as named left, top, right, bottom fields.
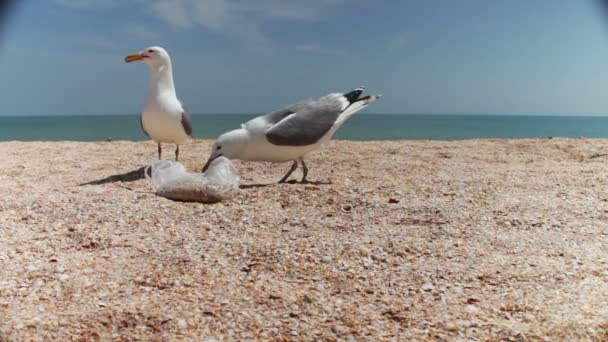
left=145, top=157, right=239, bottom=203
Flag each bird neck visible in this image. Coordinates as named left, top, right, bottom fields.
left=149, top=63, right=176, bottom=98
left=221, top=129, right=250, bottom=160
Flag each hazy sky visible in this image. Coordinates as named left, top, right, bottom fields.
left=2, top=0, right=608, bottom=115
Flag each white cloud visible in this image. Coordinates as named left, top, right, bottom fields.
left=148, top=0, right=346, bottom=28
left=148, top=0, right=348, bottom=44
left=149, top=1, right=193, bottom=30
left=51, top=0, right=122, bottom=9
left=53, top=0, right=351, bottom=47
left=233, top=1, right=330, bottom=21
left=124, top=25, right=160, bottom=41
left=147, top=0, right=268, bottom=47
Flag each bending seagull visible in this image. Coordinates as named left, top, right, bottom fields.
left=203, top=87, right=381, bottom=183
left=125, top=46, right=192, bottom=160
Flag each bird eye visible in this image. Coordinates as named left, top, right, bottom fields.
left=216, top=146, right=221, bottom=150
left=147, top=49, right=154, bottom=53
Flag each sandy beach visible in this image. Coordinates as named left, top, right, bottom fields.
left=1, top=139, right=608, bottom=340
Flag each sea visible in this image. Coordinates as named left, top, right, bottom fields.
left=2, top=114, right=608, bottom=141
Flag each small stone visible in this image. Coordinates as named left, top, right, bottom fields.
left=161, top=315, right=174, bottom=323
left=444, top=322, right=459, bottom=332
left=176, top=319, right=187, bottom=329
left=371, top=254, right=385, bottom=262
left=421, top=282, right=434, bottom=291
left=54, top=266, right=65, bottom=274
left=332, top=325, right=348, bottom=335
left=373, top=301, right=387, bottom=310
left=25, top=265, right=37, bottom=272
left=321, top=256, right=332, bottom=264
left=564, top=271, right=575, bottom=277
left=456, top=319, right=471, bottom=328
left=57, top=274, right=69, bottom=282
left=464, top=305, right=479, bottom=314
left=466, top=297, right=479, bottom=304
left=97, top=301, right=107, bottom=307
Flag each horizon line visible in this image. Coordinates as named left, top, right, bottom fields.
left=3, top=112, right=608, bottom=118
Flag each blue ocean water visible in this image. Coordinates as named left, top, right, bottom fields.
left=2, top=114, right=608, bottom=141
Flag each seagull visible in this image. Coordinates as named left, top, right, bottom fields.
left=202, top=87, right=381, bottom=183
left=125, top=46, right=192, bottom=161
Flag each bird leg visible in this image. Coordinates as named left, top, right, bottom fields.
left=158, top=143, right=162, bottom=160
left=279, top=160, right=298, bottom=183
left=299, top=157, right=309, bottom=183
left=175, top=145, right=180, bottom=161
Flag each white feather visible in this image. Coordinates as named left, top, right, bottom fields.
left=139, top=49, right=191, bottom=144
left=209, top=92, right=381, bottom=163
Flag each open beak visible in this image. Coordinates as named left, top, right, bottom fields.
left=124, top=53, right=145, bottom=63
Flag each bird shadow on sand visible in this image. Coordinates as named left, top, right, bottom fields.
left=240, top=180, right=332, bottom=189
left=79, top=166, right=149, bottom=186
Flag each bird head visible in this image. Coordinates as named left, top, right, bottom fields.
left=202, top=130, right=247, bottom=172
left=203, top=141, right=224, bottom=172
left=124, top=46, right=171, bottom=67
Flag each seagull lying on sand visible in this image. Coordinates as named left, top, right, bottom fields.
left=202, top=87, right=381, bottom=183
left=125, top=46, right=192, bottom=161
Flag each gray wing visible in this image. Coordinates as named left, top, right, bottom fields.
left=263, top=107, right=297, bottom=125
left=265, top=96, right=343, bottom=146
left=140, top=113, right=149, bottom=137
left=179, top=100, right=193, bottom=137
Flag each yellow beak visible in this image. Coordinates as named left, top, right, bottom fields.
left=124, top=53, right=145, bottom=63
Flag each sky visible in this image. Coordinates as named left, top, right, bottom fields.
left=2, top=0, right=608, bottom=115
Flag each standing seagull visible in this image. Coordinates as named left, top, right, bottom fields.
left=125, top=46, right=192, bottom=160
left=203, top=87, right=381, bottom=183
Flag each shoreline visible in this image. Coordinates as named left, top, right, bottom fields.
left=1, top=139, right=608, bottom=340
left=5, top=114, right=608, bottom=142
left=0, top=136, right=598, bottom=144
